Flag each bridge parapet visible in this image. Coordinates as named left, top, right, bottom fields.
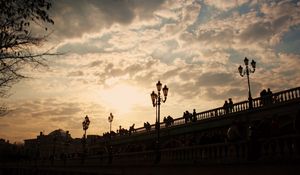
left=117, top=87, right=300, bottom=136
left=14, top=134, right=300, bottom=166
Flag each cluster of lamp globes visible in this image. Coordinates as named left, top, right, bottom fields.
left=238, top=57, right=256, bottom=77
left=150, top=81, right=169, bottom=107
left=82, top=115, right=90, bottom=131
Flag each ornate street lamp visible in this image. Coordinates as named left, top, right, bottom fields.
left=150, top=80, right=168, bottom=163
left=82, top=115, right=90, bottom=161
left=107, top=113, right=114, bottom=164
left=108, top=113, right=114, bottom=134
left=238, top=57, right=256, bottom=109
left=82, top=115, right=90, bottom=139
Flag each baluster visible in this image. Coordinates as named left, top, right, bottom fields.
left=254, top=100, right=257, bottom=108
left=279, top=93, right=283, bottom=102
left=284, top=92, right=287, bottom=101
left=281, top=93, right=284, bottom=101
left=252, top=100, right=256, bottom=108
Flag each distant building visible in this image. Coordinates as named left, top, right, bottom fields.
left=24, top=129, right=74, bottom=160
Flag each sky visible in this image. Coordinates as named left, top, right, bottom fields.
left=1, top=0, right=300, bottom=143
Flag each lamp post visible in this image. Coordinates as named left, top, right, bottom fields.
left=82, top=115, right=90, bottom=160
left=150, top=80, right=169, bottom=163
left=82, top=115, right=90, bottom=139
left=108, top=113, right=114, bottom=134
left=238, top=57, right=256, bottom=109
left=107, top=113, right=114, bottom=164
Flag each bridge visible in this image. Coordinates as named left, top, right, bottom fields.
left=1, top=87, right=300, bottom=175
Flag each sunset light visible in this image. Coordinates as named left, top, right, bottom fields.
left=99, top=84, right=147, bottom=114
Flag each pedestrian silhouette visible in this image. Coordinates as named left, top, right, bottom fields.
left=228, top=98, right=233, bottom=113
left=192, top=109, right=197, bottom=122
left=223, top=100, right=229, bottom=114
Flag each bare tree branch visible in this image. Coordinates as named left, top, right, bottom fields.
left=0, top=0, right=57, bottom=116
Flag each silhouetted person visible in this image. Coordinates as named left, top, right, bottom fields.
left=223, top=100, right=229, bottom=114
left=266, top=88, right=273, bottom=105
left=186, top=111, right=193, bottom=122
left=228, top=98, right=233, bottom=113
left=144, top=122, right=151, bottom=131
left=183, top=111, right=189, bottom=124
left=165, top=115, right=174, bottom=127
left=192, top=109, right=197, bottom=122
left=260, top=89, right=267, bottom=106
left=129, top=124, right=135, bottom=135
left=119, top=126, right=122, bottom=136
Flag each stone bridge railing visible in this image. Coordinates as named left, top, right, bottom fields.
left=126, top=86, right=300, bottom=135
left=111, top=134, right=300, bottom=165
left=17, top=134, right=300, bottom=166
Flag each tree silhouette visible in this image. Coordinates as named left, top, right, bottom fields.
left=0, top=0, right=56, bottom=115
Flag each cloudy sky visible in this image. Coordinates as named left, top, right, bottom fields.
left=1, top=0, right=300, bottom=143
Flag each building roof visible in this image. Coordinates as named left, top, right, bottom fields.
left=48, top=129, right=69, bottom=138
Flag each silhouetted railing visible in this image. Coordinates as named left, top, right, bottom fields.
left=127, top=87, right=300, bottom=136
left=26, top=134, right=300, bottom=166
left=3, top=136, right=300, bottom=175
left=111, top=134, right=300, bottom=164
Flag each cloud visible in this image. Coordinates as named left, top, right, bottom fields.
left=88, top=60, right=103, bottom=68
left=67, top=70, right=84, bottom=77
left=196, top=72, right=234, bottom=87
left=3, top=0, right=300, bottom=143
left=49, top=0, right=166, bottom=40
left=0, top=98, right=107, bottom=141
left=204, top=0, right=249, bottom=11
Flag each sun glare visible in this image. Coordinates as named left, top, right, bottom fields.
left=99, top=84, right=147, bottom=114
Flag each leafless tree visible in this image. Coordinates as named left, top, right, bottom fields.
left=0, top=0, right=56, bottom=115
